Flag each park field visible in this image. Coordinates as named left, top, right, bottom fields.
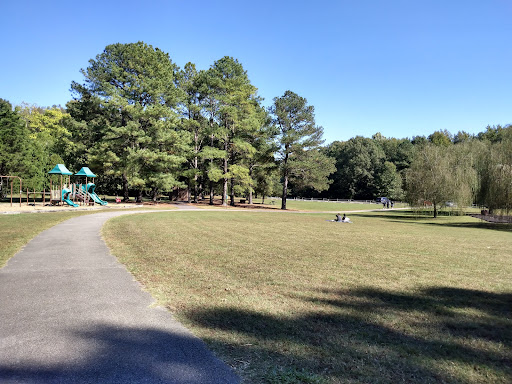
left=247, top=198, right=400, bottom=212
left=103, top=210, right=512, bottom=384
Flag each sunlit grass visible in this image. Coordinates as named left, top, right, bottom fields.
left=257, top=198, right=396, bottom=211
left=104, top=211, right=512, bottom=383
left=0, top=211, right=95, bottom=267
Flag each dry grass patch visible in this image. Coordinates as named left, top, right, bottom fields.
left=103, top=210, right=512, bottom=383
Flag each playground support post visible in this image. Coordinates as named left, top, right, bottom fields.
left=2, top=176, right=22, bottom=208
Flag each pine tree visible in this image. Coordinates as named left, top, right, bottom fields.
left=69, top=42, right=190, bottom=201
left=270, top=91, right=334, bottom=209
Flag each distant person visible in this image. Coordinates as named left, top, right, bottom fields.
left=391, top=201, right=394, bottom=209
left=335, top=213, right=342, bottom=222
left=387, top=201, right=390, bottom=209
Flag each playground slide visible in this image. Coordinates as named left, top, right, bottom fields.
left=84, top=183, right=108, bottom=206
left=88, top=191, right=108, bottom=206
left=62, top=188, right=79, bottom=207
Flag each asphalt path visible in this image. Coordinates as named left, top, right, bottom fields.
left=0, top=209, right=239, bottom=384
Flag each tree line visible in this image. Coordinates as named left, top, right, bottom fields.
left=1, top=41, right=511, bottom=214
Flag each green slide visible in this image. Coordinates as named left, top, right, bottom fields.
left=84, top=183, right=108, bottom=206
left=62, top=188, right=79, bottom=207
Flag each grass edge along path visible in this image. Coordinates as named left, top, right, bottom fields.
left=0, top=211, right=96, bottom=268
left=103, top=210, right=512, bottom=384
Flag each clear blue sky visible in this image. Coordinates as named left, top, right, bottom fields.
left=2, top=0, right=511, bottom=143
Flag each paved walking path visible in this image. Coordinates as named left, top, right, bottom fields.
left=0, top=209, right=239, bottom=384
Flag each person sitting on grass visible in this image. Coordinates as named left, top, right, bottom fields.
left=333, top=213, right=351, bottom=223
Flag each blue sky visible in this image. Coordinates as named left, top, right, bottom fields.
left=2, top=0, right=511, bottom=143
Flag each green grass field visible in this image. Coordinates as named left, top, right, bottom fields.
left=253, top=198, right=397, bottom=212
left=103, top=210, right=512, bottom=383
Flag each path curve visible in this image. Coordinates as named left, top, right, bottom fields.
left=0, top=209, right=239, bottom=384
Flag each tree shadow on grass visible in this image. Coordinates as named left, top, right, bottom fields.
left=185, top=287, right=512, bottom=383
left=422, top=221, right=512, bottom=232
left=350, top=211, right=512, bottom=232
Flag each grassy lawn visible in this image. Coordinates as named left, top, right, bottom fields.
left=0, top=211, right=95, bottom=268
left=103, top=210, right=512, bottom=383
left=257, top=199, right=408, bottom=212
left=198, top=197, right=407, bottom=212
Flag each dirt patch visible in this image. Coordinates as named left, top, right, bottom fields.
left=0, top=202, right=139, bottom=214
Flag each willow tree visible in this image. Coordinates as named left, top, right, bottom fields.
left=271, top=91, right=334, bottom=210
left=406, top=143, right=477, bottom=218
left=477, top=132, right=512, bottom=214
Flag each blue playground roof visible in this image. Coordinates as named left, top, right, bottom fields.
left=75, top=167, right=97, bottom=177
left=48, top=164, right=73, bottom=175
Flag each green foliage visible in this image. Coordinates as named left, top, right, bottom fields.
left=406, top=143, right=477, bottom=217
left=6, top=39, right=511, bottom=209
left=287, top=148, right=335, bottom=193
left=326, top=136, right=403, bottom=200
left=271, top=91, right=333, bottom=209
left=428, top=129, right=453, bottom=147
left=476, top=135, right=512, bottom=213
left=0, top=99, right=37, bottom=187
left=206, top=56, right=263, bottom=205
left=17, top=104, right=74, bottom=189
left=69, top=41, right=189, bottom=200
left=477, top=124, right=509, bottom=143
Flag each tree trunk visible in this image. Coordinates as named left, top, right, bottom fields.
left=198, top=179, right=204, bottom=200
left=209, top=180, right=214, bottom=205
left=248, top=166, right=253, bottom=204
left=222, top=141, right=228, bottom=206
left=152, top=188, right=158, bottom=202
left=222, top=175, right=228, bottom=206
left=193, top=133, right=198, bottom=203
left=136, top=189, right=143, bottom=203
left=230, top=177, right=235, bottom=206
left=209, top=129, right=215, bottom=205
left=433, top=202, right=438, bottom=218
left=262, top=195, right=265, bottom=205
left=122, top=173, right=130, bottom=201
left=281, top=148, right=289, bottom=210
left=281, top=173, right=288, bottom=210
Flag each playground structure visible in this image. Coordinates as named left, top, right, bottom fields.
left=0, top=164, right=107, bottom=208
left=49, top=164, right=108, bottom=207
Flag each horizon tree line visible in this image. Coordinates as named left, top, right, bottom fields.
left=1, top=41, right=511, bottom=215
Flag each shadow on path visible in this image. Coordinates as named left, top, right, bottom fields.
left=0, top=323, right=237, bottom=384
